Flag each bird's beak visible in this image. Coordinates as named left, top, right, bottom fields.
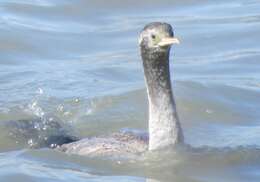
left=158, top=37, right=180, bottom=47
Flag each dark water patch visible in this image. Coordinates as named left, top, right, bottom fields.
left=5, top=118, right=77, bottom=148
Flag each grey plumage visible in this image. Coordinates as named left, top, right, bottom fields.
left=59, top=22, right=183, bottom=157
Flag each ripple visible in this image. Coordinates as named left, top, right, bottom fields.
left=188, top=125, right=260, bottom=148
left=0, top=0, right=71, bottom=7
left=177, top=49, right=260, bottom=64
left=177, top=15, right=260, bottom=25
left=1, top=14, right=95, bottom=34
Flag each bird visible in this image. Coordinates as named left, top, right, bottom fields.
left=58, top=22, right=184, bottom=158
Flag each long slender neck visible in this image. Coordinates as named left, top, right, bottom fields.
left=141, top=47, right=183, bottom=150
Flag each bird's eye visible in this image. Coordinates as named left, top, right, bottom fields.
left=151, top=34, right=156, bottom=39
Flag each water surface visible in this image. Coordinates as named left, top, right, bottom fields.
left=1, top=0, right=260, bottom=181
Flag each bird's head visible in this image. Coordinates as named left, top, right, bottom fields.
left=138, top=22, right=179, bottom=52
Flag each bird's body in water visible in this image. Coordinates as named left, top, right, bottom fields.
left=58, top=22, right=183, bottom=157
left=59, top=130, right=149, bottom=158
left=5, top=22, right=183, bottom=158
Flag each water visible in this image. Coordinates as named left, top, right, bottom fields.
left=1, top=0, right=260, bottom=181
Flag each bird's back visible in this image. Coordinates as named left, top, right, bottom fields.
left=58, top=131, right=148, bottom=158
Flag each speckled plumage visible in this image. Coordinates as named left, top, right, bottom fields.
left=58, top=131, right=148, bottom=158
left=140, top=22, right=183, bottom=150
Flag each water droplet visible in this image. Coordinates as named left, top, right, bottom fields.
left=206, top=109, right=213, bottom=114
left=57, top=105, right=64, bottom=112
left=86, top=108, right=93, bottom=115
left=50, top=143, right=57, bottom=148
left=37, top=88, right=44, bottom=95
left=64, top=111, right=71, bottom=116
left=28, top=139, right=34, bottom=147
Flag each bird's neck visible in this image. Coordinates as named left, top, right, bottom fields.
left=141, top=47, right=183, bottom=150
